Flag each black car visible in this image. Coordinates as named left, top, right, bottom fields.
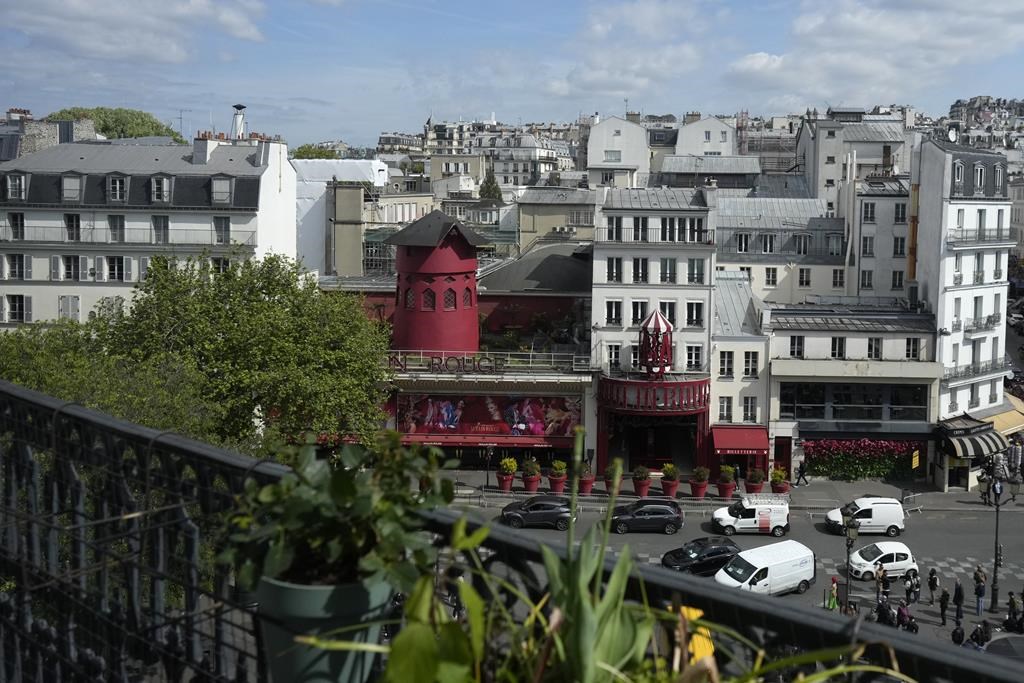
left=611, top=499, right=684, bottom=535
left=661, top=537, right=740, bottom=576
left=500, top=496, right=573, bottom=530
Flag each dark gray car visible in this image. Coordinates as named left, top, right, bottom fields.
left=611, top=499, right=684, bottom=535
left=500, top=496, right=574, bottom=530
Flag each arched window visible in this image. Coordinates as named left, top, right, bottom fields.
left=463, top=287, right=472, bottom=308
left=404, top=288, right=415, bottom=309
left=423, top=289, right=436, bottom=311
left=443, top=288, right=456, bottom=310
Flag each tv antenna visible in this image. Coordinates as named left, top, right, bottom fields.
left=177, top=109, right=193, bottom=139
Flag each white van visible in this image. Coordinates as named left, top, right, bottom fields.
left=825, top=497, right=906, bottom=537
left=714, top=540, right=816, bottom=596
left=712, top=495, right=790, bottom=537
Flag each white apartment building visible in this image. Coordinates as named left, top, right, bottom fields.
left=675, top=117, right=738, bottom=157
left=0, top=132, right=296, bottom=325
left=471, top=134, right=571, bottom=186
left=1011, top=178, right=1024, bottom=257
left=849, top=175, right=911, bottom=298
left=586, top=116, right=650, bottom=188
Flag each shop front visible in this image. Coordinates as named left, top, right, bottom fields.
left=937, top=415, right=1009, bottom=490
left=711, top=426, right=770, bottom=481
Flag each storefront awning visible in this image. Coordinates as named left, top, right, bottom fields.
left=983, top=394, right=1024, bottom=436
left=712, top=426, right=769, bottom=457
left=946, top=429, right=1009, bottom=459
left=401, top=434, right=574, bottom=449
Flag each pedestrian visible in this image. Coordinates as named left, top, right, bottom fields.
left=973, top=565, right=988, bottom=586
left=1009, top=592, right=1020, bottom=622
left=874, top=563, right=884, bottom=602
left=953, top=578, right=965, bottom=624
left=939, top=587, right=950, bottom=626
left=979, top=472, right=991, bottom=506
left=827, top=576, right=839, bottom=611
left=795, top=460, right=810, bottom=486
left=904, top=575, right=913, bottom=603
left=928, top=568, right=939, bottom=605
left=882, top=570, right=891, bottom=602
left=912, top=573, right=922, bottom=604
left=975, top=578, right=987, bottom=617
left=897, top=599, right=910, bottom=628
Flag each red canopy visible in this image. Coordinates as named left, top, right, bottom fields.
left=712, top=426, right=769, bottom=456
left=638, top=309, right=674, bottom=377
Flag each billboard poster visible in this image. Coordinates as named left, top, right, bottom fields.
left=396, top=394, right=581, bottom=437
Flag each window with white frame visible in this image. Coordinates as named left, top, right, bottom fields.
left=765, top=267, right=777, bottom=287
left=833, top=268, right=845, bottom=288
left=861, top=235, right=874, bottom=256
left=568, top=209, right=593, bottom=226
left=686, top=344, right=702, bottom=370
left=5, top=294, right=28, bottom=323
left=6, top=254, right=26, bottom=280
left=687, top=258, right=704, bottom=284
left=893, top=236, right=906, bottom=257
left=661, top=216, right=678, bottom=242
left=608, top=343, right=620, bottom=369
left=605, top=300, right=622, bottom=325
left=108, top=215, right=125, bottom=243
left=742, top=396, right=757, bottom=423
left=109, top=176, right=126, bottom=201
left=632, top=216, right=648, bottom=242
left=954, top=162, right=964, bottom=183
left=761, top=233, right=775, bottom=253
left=601, top=171, right=615, bottom=185
left=62, top=175, right=81, bottom=202
left=631, top=346, right=640, bottom=369
left=718, top=396, right=732, bottom=422
left=743, top=351, right=759, bottom=377
left=995, top=165, right=1003, bottom=191
left=831, top=337, right=846, bottom=359
left=798, top=268, right=811, bottom=287
left=7, top=174, right=24, bottom=200
left=152, top=215, right=169, bottom=244
left=64, top=214, right=80, bottom=241
left=660, top=301, right=676, bottom=324
left=659, top=257, right=676, bottom=283
left=740, top=266, right=752, bottom=281
left=631, top=300, right=648, bottom=324
left=704, top=131, right=712, bottom=142
left=868, top=337, right=882, bottom=360
left=107, top=256, right=128, bottom=282
left=212, top=178, right=231, bottom=203
left=632, top=257, right=649, bottom=283
left=827, top=234, right=843, bottom=255
left=607, top=215, right=622, bottom=241
left=954, top=252, right=963, bottom=273
left=720, top=130, right=728, bottom=143
left=686, top=302, right=704, bottom=327
left=906, top=338, right=921, bottom=360
left=211, top=257, right=230, bottom=274
left=790, top=335, right=804, bottom=358
left=58, top=295, right=80, bottom=321
left=794, top=234, right=810, bottom=255
left=719, top=351, right=734, bottom=377
left=860, top=270, right=873, bottom=289
left=8, top=212, right=24, bottom=240
left=152, top=177, right=170, bottom=202
left=957, top=208, right=965, bottom=229
left=974, top=164, right=985, bottom=190
left=862, top=202, right=876, bottom=223
left=736, top=233, right=750, bottom=253
left=604, top=150, right=622, bottom=163
left=894, top=203, right=907, bottom=223
left=891, top=270, right=904, bottom=289
left=214, top=216, right=230, bottom=245
left=62, top=255, right=80, bottom=281
left=607, top=257, right=622, bottom=283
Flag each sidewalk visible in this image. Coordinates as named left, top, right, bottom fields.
left=448, top=471, right=1024, bottom=514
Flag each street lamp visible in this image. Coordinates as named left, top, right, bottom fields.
left=842, top=510, right=860, bottom=611
left=988, top=452, right=1021, bottom=613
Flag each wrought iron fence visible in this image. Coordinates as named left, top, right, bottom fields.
left=0, top=379, right=1019, bottom=682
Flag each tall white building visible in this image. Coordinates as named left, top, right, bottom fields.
left=0, top=128, right=295, bottom=325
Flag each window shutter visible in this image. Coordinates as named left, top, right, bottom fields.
left=0, top=296, right=4, bottom=322
left=124, top=257, right=132, bottom=281
left=140, top=257, right=149, bottom=281
left=24, top=296, right=31, bottom=323
left=0, top=258, right=5, bottom=280
left=51, top=255, right=61, bottom=281
left=95, top=256, right=105, bottom=281
left=24, top=256, right=31, bottom=280
left=71, top=296, right=79, bottom=321
left=58, top=295, right=67, bottom=319
left=79, top=256, right=89, bottom=281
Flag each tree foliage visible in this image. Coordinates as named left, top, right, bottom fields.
left=45, top=107, right=186, bottom=143
left=292, top=144, right=339, bottom=159
left=479, top=168, right=503, bottom=201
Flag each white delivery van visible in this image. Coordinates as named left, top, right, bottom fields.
left=714, top=540, right=816, bottom=596
left=825, top=497, right=906, bottom=536
left=712, top=495, right=790, bottom=537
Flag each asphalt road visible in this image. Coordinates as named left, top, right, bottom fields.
left=455, top=503, right=1022, bottom=647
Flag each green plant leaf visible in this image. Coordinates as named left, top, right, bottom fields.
left=454, top=525, right=489, bottom=552
left=437, top=621, right=473, bottom=668
left=459, top=582, right=486, bottom=664
left=263, top=538, right=294, bottom=578
left=384, top=623, right=439, bottom=683
left=405, top=576, right=441, bottom=624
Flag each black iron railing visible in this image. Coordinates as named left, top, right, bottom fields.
left=0, top=379, right=1019, bottom=682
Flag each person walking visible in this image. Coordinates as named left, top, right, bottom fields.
left=975, top=578, right=987, bottom=617
left=939, top=587, right=950, bottom=626
left=904, top=575, right=913, bottom=604
left=953, top=578, right=965, bottom=624
left=794, top=459, right=810, bottom=486
left=827, top=576, right=839, bottom=611
left=874, top=564, right=884, bottom=602
left=881, top=570, right=891, bottom=603
left=912, top=573, right=922, bottom=604
left=928, top=569, right=939, bottom=605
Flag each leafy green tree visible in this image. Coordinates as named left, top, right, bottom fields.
left=479, top=168, right=503, bottom=201
left=94, top=254, right=391, bottom=450
left=292, top=144, right=339, bottom=159
left=45, top=107, right=186, bottom=143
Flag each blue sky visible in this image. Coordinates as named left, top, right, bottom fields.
left=2, top=0, right=1023, bottom=147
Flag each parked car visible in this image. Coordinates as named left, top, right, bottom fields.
left=712, top=496, right=790, bottom=536
left=848, top=541, right=919, bottom=581
left=500, top=496, right=573, bottom=530
left=825, top=497, right=906, bottom=536
left=714, top=540, right=816, bottom=596
left=661, top=536, right=740, bottom=576
left=611, top=499, right=684, bottom=534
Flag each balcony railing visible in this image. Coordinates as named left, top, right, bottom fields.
left=594, top=227, right=714, bottom=245
left=953, top=272, right=963, bottom=285
left=963, top=314, right=1000, bottom=333
left=0, top=380, right=1018, bottom=683
left=995, top=269, right=1004, bottom=279
left=970, top=397, right=981, bottom=408
left=946, top=227, right=1018, bottom=244
left=951, top=318, right=963, bottom=332
left=0, top=224, right=256, bottom=247
left=387, top=349, right=592, bottom=374
left=974, top=270, right=985, bottom=284
left=942, top=354, right=1014, bottom=383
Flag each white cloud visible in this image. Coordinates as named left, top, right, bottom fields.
left=0, top=0, right=266, bottom=64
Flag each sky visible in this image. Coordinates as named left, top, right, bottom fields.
left=2, top=0, right=1024, bottom=148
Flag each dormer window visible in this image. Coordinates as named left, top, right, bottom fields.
left=954, top=161, right=964, bottom=183
left=152, top=177, right=170, bottom=203
left=6, top=174, right=24, bottom=200
left=109, top=176, right=126, bottom=202
left=62, top=175, right=81, bottom=202
left=995, top=165, right=1003, bottom=191
left=974, top=164, right=985, bottom=190
left=211, top=177, right=231, bottom=204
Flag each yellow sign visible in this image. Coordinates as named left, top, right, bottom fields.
left=912, top=450, right=920, bottom=469
left=680, top=606, right=715, bottom=663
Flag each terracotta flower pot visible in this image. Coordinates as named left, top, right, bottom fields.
left=604, top=478, right=621, bottom=496
left=578, top=475, right=596, bottom=495
left=523, top=475, right=541, bottom=493
left=497, top=473, right=514, bottom=493
left=771, top=481, right=791, bottom=494
left=689, top=480, right=708, bottom=499
left=744, top=481, right=765, bottom=494
left=662, top=479, right=680, bottom=498
left=548, top=474, right=567, bottom=494
left=717, top=481, right=737, bottom=500
left=633, top=479, right=652, bottom=497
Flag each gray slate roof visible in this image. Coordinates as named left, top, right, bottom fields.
left=661, top=155, right=760, bottom=175
left=605, top=187, right=702, bottom=210
left=840, top=122, right=905, bottom=143
left=718, top=197, right=829, bottom=218
left=478, top=241, right=592, bottom=294
left=858, top=176, right=910, bottom=196
left=768, top=307, right=935, bottom=333
left=518, top=187, right=596, bottom=204
left=0, top=141, right=265, bottom=176
left=713, top=272, right=764, bottom=338
left=384, top=209, right=488, bottom=247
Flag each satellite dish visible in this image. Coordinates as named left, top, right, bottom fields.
left=948, top=128, right=958, bottom=143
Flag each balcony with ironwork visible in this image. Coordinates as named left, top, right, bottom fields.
left=594, top=227, right=714, bottom=246
left=946, top=227, right=1018, bottom=247
left=597, top=373, right=710, bottom=414
left=963, top=314, right=1001, bottom=335
left=941, top=354, right=1014, bottom=386
left=0, top=380, right=1016, bottom=682
left=974, top=270, right=985, bottom=285
left=0, top=224, right=257, bottom=247
left=386, top=349, right=592, bottom=375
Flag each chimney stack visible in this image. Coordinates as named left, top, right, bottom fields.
left=230, top=104, right=246, bottom=140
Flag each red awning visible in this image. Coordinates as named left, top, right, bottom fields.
left=712, top=426, right=769, bottom=456
left=401, top=434, right=574, bottom=448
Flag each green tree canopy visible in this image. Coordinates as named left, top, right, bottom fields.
left=479, top=168, right=503, bottom=201
left=292, top=144, right=339, bottom=159
left=45, top=107, right=186, bottom=143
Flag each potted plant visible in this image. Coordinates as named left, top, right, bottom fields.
left=548, top=459, right=568, bottom=494
left=745, top=467, right=766, bottom=494
left=219, top=433, right=453, bottom=683
left=661, top=463, right=680, bottom=498
left=632, top=465, right=652, bottom=497
left=771, top=466, right=791, bottom=494
left=577, top=462, right=596, bottom=495
left=717, top=465, right=737, bottom=500
left=689, top=466, right=710, bottom=499
left=603, top=459, right=623, bottom=497
left=522, top=458, right=541, bottom=493
left=497, top=457, right=517, bottom=493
